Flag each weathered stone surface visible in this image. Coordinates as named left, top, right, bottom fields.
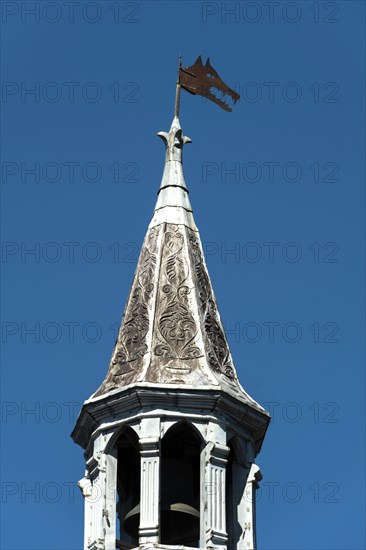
left=93, top=117, right=265, bottom=416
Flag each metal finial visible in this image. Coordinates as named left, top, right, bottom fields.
left=174, top=54, right=182, bottom=118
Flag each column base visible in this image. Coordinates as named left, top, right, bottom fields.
left=138, top=544, right=227, bottom=550
left=87, top=539, right=105, bottom=550
left=206, top=528, right=228, bottom=548
left=138, top=525, right=159, bottom=544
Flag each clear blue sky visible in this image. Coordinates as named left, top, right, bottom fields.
left=1, top=1, right=365, bottom=549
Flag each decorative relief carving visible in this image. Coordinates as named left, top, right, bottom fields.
left=188, top=231, right=235, bottom=379
left=95, top=220, right=237, bottom=396
left=154, top=225, right=202, bottom=369
left=111, top=228, right=158, bottom=374
left=94, top=228, right=159, bottom=395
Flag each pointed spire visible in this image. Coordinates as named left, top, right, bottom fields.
left=92, top=117, right=265, bottom=416
left=149, top=116, right=196, bottom=230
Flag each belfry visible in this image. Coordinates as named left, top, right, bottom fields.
left=72, top=57, right=270, bottom=550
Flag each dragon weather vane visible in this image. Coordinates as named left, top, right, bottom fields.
left=174, top=55, right=240, bottom=116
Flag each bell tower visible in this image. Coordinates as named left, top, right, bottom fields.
left=72, top=67, right=270, bottom=550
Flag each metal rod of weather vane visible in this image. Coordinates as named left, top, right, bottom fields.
left=174, top=55, right=182, bottom=118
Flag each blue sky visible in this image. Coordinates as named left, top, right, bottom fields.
left=1, top=1, right=365, bottom=549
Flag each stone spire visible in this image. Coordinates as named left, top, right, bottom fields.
left=72, top=115, right=270, bottom=550
left=92, top=116, right=265, bottom=417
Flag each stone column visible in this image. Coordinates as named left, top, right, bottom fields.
left=138, top=436, right=160, bottom=544
left=78, top=473, right=93, bottom=550
left=202, top=442, right=230, bottom=548
left=104, top=449, right=118, bottom=550
left=80, top=451, right=105, bottom=550
left=78, top=432, right=118, bottom=550
left=239, top=463, right=262, bottom=550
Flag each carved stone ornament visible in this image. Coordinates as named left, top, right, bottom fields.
left=94, top=115, right=239, bottom=398
left=112, top=229, right=157, bottom=367
left=188, top=230, right=235, bottom=379
left=154, top=225, right=203, bottom=367
left=94, top=227, right=160, bottom=396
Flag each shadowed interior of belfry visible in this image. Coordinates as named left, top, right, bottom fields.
left=118, top=423, right=201, bottom=547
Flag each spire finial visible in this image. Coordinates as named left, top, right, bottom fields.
left=157, top=116, right=191, bottom=164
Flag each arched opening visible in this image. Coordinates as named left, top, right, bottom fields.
left=115, top=427, right=140, bottom=548
left=160, top=422, right=202, bottom=547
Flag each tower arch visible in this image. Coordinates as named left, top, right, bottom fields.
left=115, top=427, right=140, bottom=547
left=160, top=421, right=203, bottom=546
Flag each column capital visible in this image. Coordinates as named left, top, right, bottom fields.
left=209, top=443, right=230, bottom=467
left=247, top=463, right=263, bottom=489
left=86, top=452, right=105, bottom=479
left=139, top=437, right=160, bottom=457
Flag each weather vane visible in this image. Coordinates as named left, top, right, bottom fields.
left=174, top=55, right=240, bottom=117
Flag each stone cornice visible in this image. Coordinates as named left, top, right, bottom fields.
left=71, top=386, right=270, bottom=455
